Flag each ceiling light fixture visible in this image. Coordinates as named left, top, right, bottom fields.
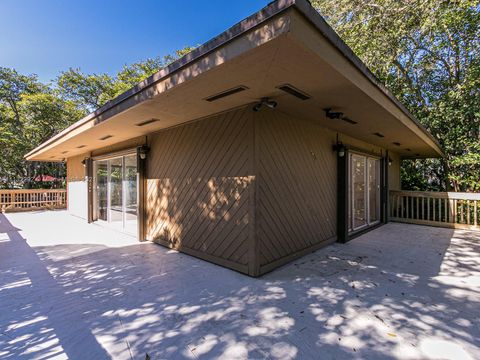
left=253, top=97, right=278, bottom=112
left=324, top=108, right=357, bottom=125
left=324, top=108, right=343, bottom=119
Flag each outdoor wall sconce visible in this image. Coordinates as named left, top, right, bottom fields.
left=332, top=142, right=346, bottom=157
left=81, top=159, right=86, bottom=167
left=388, top=157, right=393, bottom=166
left=138, top=145, right=150, bottom=160
left=253, top=97, right=278, bottom=112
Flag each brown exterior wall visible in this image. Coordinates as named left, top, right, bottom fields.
left=388, top=151, right=401, bottom=190
left=255, top=110, right=338, bottom=274
left=143, top=106, right=399, bottom=276
left=67, top=104, right=401, bottom=276
left=145, top=107, right=255, bottom=275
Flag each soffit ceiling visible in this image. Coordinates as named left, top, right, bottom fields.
left=26, top=8, right=441, bottom=161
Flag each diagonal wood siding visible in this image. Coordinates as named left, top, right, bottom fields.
left=144, top=105, right=389, bottom=276
left=146, top=107, right=254, bottom=274
left=256, top=110, right=337, bottom=273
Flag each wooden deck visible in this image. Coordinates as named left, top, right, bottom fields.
left=0, top=210, right=479, bottom=359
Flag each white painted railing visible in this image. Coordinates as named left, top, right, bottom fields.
left=390, top=190, right=480, bottom=229
left=0, top=189, right=67, bottom=212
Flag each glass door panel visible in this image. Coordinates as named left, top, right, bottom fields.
left=368, top=158, right=380, bottom=223
left=352, top=154, right=366, bottom=229
left=93, top=154, right=138, bottom=237
left=108, top=157, right=123, bottom=227
left=124, top=155, right=138, bottom=235
left=349, top=153, right=382, bottom=233
left=94, top=160, right=108, bottom=221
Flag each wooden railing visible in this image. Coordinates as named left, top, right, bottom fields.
left=390, top=190, right=480, bottom=230
left=0, top=189, right=67, bottom=213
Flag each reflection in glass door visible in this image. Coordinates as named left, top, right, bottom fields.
left=123, top=155, right=138, bottom=235
left=93, top=154, right=138, bottom=236
left=109, top=157, right=123, bottom=229
left=351, top=154, right=366, bottom=229
left=94, top=160, right=108, bottom=221
left=368, top=158, right=380, bottom=223
left=349, top=153, right=381, bottom=231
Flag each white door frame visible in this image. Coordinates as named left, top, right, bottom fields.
left=349, top=152, right=381, bottom=232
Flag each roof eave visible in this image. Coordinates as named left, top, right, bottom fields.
left=25, top=0, right=298, bottom=161
left=25, top=0, right=444, bottom=160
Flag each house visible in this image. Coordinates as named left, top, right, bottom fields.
left=25, top=0, right=443, bottom=276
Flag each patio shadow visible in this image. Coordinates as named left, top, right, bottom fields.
left=0, top=213, right=479, bottom=359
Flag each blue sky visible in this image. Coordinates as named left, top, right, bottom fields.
left=0, top=0, right=271, bottom=83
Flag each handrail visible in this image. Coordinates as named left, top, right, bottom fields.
left=390, top=190, right=480, bottom=230
left=0, top=189, right=67, bottom=213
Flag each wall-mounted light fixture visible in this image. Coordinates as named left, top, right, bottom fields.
left=332, top=142, right=346, bottom=157
left=81, top=159, right=86, bottom=167
left=388, top=157, right=393, bottom=166
left=138, top=145, right=150, bottom=160
left=253, top=97, right=278, bottom=112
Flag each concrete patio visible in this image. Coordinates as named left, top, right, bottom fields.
left=0, top=211, right=479, bottom=360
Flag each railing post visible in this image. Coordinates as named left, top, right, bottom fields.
left=475, top=201, right=478, bottom=227
left=467, top=201, right=471, bottom=225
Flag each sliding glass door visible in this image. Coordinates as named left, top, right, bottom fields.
left=349, top=153, right=381, bottom=232
left=124, top=155, right=138, bottom=235
left=93, top=154, right=138, bottom=236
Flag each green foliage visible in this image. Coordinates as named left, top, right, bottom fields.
left=0, top=67, right=87, bottom=188
left=56, top=47, right=197, bottom=111
left=0, top=46, right=194, bottom=189
left=313, top=0, right=480, bottom=191
left=57, top=68, right=116, bottom=111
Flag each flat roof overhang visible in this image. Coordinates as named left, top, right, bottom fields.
left=25, top=0, right=443, bottom=162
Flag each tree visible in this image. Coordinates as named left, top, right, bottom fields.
left=1, top=46, right=195, bottom=189
left=312, top=0, right=480, bottom=191
left=0, top=69, right=86, bottom=188
left=56, top=46, right=196, bottom=111
left=56, top=68, right=116, bottom=112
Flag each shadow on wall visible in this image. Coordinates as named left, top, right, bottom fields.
left=145, top=107, right=254, bottom=272
left=1, top=213, right=478, bottom=359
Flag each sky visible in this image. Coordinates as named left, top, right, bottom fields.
left=0, top=0, right=271, bottom=83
